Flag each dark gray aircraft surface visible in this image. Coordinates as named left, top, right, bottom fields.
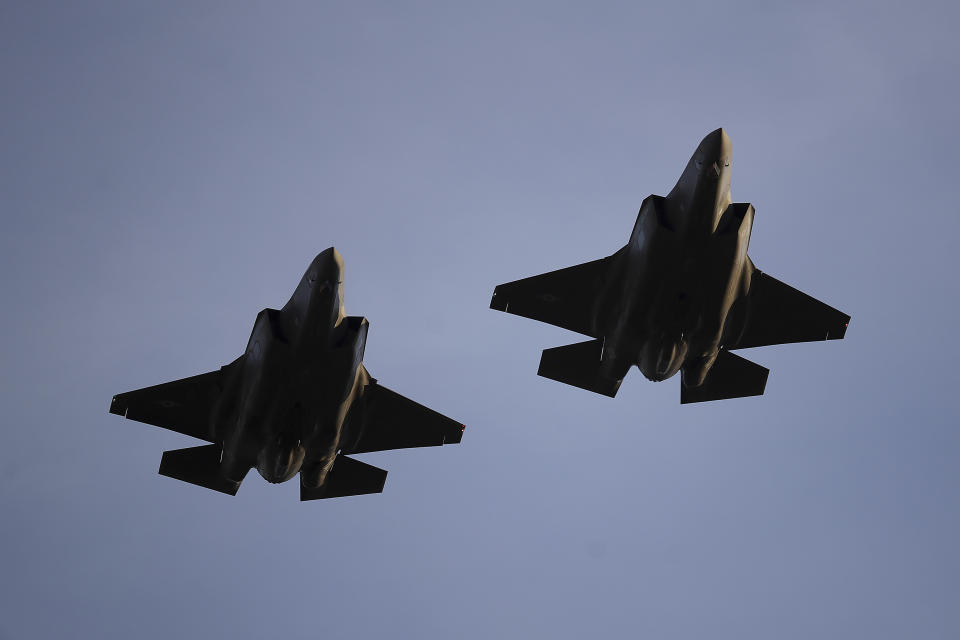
left=491, top=129, right=850, bottom=403
left=110, top=248, right=464, bottom=500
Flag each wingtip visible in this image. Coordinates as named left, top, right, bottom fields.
left=446, top=424, right=465, bottom=445
left=490, top=287, right=507, bottom=311
left=109, top=395, right=126, bottom=416
left=828, top=316, right=851, bottom=340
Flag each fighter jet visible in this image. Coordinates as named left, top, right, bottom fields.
left=490, top=129, right=850, bottom=403
left=110, top=248, right=464, bottom=500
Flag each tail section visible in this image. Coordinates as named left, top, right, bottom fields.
left=537, top=339, right=627, bottom=398
left=158, top=445, right=245, bottom=496
left=680, top=350, right=768, bottom=404
left=300, top=454, right=387, bottom=501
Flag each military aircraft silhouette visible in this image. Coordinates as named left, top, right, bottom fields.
left=111, top=248, right=463, bottom=499
left=491, top=128, right=850, bottom=403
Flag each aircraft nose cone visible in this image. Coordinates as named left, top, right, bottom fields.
left=704, top=127, right=729, bottom=143
left=316, top=246, right=342, bottom=264
left=700, top=128, right=732, bottom=156
left=314, top=247, right=343, bottom=271
left=307, top=247, right=344, bottom=287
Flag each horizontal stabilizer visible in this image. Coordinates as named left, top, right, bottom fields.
left=158, top=444, right=243, bottom=496
left=681, top=351, right=769, bottom=404
left=538, top=339, right=626, bottom=398
left=300, top=455, right=387, bottom=501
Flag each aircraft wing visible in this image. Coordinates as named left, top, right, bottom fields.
left=490, top=255, right=613, bottom=337
left=109, top=357, right=242, bottom=442
left=730, top=269, right=850, bottom=349
left=343, top=380, right=464, bottom=454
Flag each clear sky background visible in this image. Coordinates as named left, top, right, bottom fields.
left=2, top=2, right=958, bottom=638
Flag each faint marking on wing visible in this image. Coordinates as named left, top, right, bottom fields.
left=109, top=357, right=242, bottom=442
left=490, top=256, right=613, bottom=337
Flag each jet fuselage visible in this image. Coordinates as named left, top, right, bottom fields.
left=112, top=248, right=463, bottom=498
left=593, top=128, right=754, bottom=386
left=491, top=127, right=849, bottom=401
left=214, top=248, right=368, bottom=487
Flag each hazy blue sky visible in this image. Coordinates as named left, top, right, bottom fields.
left=2, top=2, right=958, bottom=638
